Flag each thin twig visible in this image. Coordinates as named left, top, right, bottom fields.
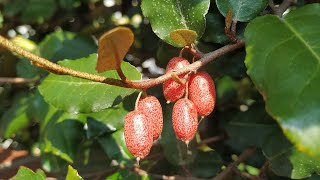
left=199, top=134, right=226, bottom=146
left=0, top=77, right=35, bottom=85
left=258, top=161, right=269, bottom=180
left=0, top=35, right=244, bottom=89
left=232, top=166, right=260, bottom=180
left=213, top=146, right=257, bottom=180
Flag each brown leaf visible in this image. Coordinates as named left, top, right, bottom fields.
left=170, top=29, right=198, bottom=47
left=96, top=27, right=134, bottom=72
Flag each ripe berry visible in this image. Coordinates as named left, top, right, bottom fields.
left=163, top=57, right=190, bottom=103
left=172, top=98, right=198, bottom=144
left=138, top=96, right=163, bottom=140
left=124, top=111, right=153, bottom=159
left=189, top=71, right=216, bottom=117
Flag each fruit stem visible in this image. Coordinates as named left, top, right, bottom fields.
left=135, top=91, right=143, bottom=111
left=142, top=89, right=148, bottom=97
left=184, top=79, right=189, bottom=99
left=136, top=157, right=140, bottom=166
left=171, top=73, right=186, bottom=85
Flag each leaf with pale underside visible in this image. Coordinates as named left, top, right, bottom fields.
left=97, top=27, right=134, bottom=72
left=170, top=29, right=198, bottom=47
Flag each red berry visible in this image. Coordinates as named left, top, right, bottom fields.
left=138, top=96, right=163, bottom=140
left=172, top=98, right=198, bottom=143
left=124, top=111, right=153, bottom=159
left=189, top=71, right=216, bottom=116
left=163, top=57, right=190, bottom=103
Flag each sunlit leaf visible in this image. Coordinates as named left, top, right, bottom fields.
left=170, top=29, right=198, bottom=47
left=97, top=27, right=134, bottom=72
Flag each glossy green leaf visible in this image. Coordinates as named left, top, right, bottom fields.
left=141, top=0, right=210, bottom=47
left=190, top=151, right=223, bottom=178
left=263, top=130, right=320, bottom=179
left=38, top=54, right=141, bottom=113
left=3, top=0, right=27, bottom=17
left=216, top=0, right=267, bottom=22
left=160, top=104, right=197, bottom=166
left=66, top=165, right=84, bottom=180
left=245, top=4, right=320, bottom=158
left=98, top=129, right=134, bottom=165
left=11, top=167, right=45, bottom=180
left=21, top=0, right=57, bottom=23
left=39, top=31, right=97, bottom=62
left=0, top=93, right=30, bottom=138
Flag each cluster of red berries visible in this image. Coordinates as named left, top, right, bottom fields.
left=124, top=57, right=216, bottom=161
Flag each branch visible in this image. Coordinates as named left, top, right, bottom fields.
left=0, top=77, right=35, bottom=85
left=0, top=35, right=244, bottom=89
left=213, top=146, right=257, bottom=180
left=269, top=0, right=293, bottom=17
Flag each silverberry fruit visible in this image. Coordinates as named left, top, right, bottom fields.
left=124, top=111, right=153, bottom=159
left=172, top=98, right=198, bottom=144
left=138, top=96, right=163, bottom=140
left=163, top=57, right=190, bottom=103
left=189, top=71, right=216, bottom=117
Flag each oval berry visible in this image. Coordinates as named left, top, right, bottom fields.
left=138, top=96, right=163, bottom=140
left=124, top=111, right=153, bottom=159
left=163, top=57, right=190, bottom=103
left=189, top=71, right=216, bottom=117
left=172, top=98, right=198, bottom=143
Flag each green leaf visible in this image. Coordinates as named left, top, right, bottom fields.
left=86, top=94, right=136, bottom=138
left=141, top=0, right=210, bottom=47
left=202, top=13, right=228, bottom=44
left=216, top=0, right=267, bottom=22
left=21, top=0, right=57, bottom=24
left=160, top=104, right=197, bottom=166
left=38, top=54, right=141, bottom=113
left=0, top=93, right=31, bottom=138
left=11, top=167, right=45, bottom=180
left=40, top=107, right=86, bottom=163
left=66, top=165, right=84, bottom=180
left=190, top=151, right=223, bottom=178
left=245, top=4, right=320, bottom=158
left=39, top=31, right=97, bottom=62
left=263, top=130, right=320, bottom=179
left=98, top=129, right=134, bottom=165
left=224, top=104, right=277, bottom=152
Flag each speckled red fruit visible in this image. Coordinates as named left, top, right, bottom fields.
left=163, top=57, right=190, bottom=103
left=124, top=111, right=153, bottom=159
left=138, top=96, right=163, bottom=140
left=172, top=98, right=198, bottom=142
left=189, top=71, right=216, bottom=116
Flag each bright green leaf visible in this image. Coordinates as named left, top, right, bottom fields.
left=66, top=165, right=84, bottom=180
left=141, top=0, right=210, bottom=47
left=216, top=0, right=267, bottom=22
left=38, top=54, right=141, bottom=113
left=245, top=4, right=320, bottom=158
left=11, top=167, right=45, bottom=180
left=263, top=130, right=320, bottom=179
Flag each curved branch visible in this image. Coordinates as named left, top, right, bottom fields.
left=0, top=35, right=244, bottom=89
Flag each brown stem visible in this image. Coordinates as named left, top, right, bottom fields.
left=199, top=134, right=226, bottom=146
left=0, top=35, right=244, bottom=90
left=0, top=77, right=36, bottom=85
left=269, top=0, right=293, bottom=17
left=116, top=67, right=129, bottom=82
left=171, top=73, right=186, bottom=85
left=213, top=146, right=257, bottom=180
